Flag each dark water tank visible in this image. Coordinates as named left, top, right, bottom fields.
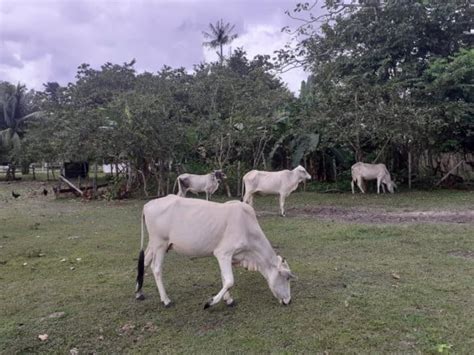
left=64, top=162, right=89, bottom=178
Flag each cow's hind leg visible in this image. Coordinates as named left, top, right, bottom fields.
left=243, top=191, right=254, bottom=206
left=357, top=178, right=365, bottom=193
left=204, top=253, right=234, bottom=309
left=151, top=244, right=172, bottom=307
left=279, top=194, right=287, bottom=217
left=223, top=291, right=235, bottom=307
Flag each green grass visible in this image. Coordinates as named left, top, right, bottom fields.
left=1, top=182, right=473, bottom=353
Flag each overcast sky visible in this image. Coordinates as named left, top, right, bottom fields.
left=0, top=0, right=324, bottom=94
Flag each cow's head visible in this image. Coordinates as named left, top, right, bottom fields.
left=268, top=255, right=296, bottom=305
left=386, top=180, right=396, bottom=193
left=295, top=165, right=311, bottom=181
left=213, top=170, right=227, bottom=182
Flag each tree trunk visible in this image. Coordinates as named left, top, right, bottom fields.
left=332, top=157, right=337, bottom=182
left=322, top=154, right=327, bottom=181
left=138, top=170, right=149, bottom=197
left=237, top=160, right=241, bottom=197
left=166, top=160, right=172, bottom=195
left=408, top=149, right=412, bottom=189
left=32, top=165, right=36, bottom=180
left=93, top=162, right=98, bottom=198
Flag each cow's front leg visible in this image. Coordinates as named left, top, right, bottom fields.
left=204, top=254, right=234, bottom=309
left=357, top=178, right=365, bottom=193
left=279, top=194, right=286, bottom=217
left=377, top=178, right=381, bottom=194
left=381, top=183, right=386, bottom=193
left=151, top=245, right=172, bottom=307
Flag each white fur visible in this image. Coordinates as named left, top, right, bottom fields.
left=242, top=165, right=311, bottom=216
left=351, top=162, right=396, bottom=194
left=136, top=195, right=295, bottom=307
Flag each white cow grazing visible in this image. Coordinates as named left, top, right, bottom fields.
left=242, top=165, right=311, bottom=216
left=174, top=170, right=226, bottom=200
left=351, top=162, right=396, bottom=194
left=135, top=195, right=295, bottom=308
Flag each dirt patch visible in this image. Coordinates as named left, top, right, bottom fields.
left=448, top=250, right=474, bottom=259
left=260, top=206, right=474, bottom=224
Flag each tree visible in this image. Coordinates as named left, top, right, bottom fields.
left=278, top=0, right=472, bottom=183
left=202, top=19, right=238, bottom=64
left=0, top=82, right=42, bottom=179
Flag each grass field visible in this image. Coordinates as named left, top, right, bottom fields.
left=1, top=182, right=473, bottom=354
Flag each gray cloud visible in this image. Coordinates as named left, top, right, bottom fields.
left=0, top=0, right=319, bottom=92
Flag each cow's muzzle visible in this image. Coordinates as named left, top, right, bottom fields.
left=281, top=299, right=292, bottom=306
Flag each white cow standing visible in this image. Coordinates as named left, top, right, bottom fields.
left=175, top=170, right=226, bottom=200
left=242, top=165, right=311, bottom=216
left=135, top=195, right=295, bottom=308
left=351, top=162, right=396, bottom=194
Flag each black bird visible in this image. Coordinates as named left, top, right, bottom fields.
left=42, top=188, right=48, bottom=196
left=12, top=191, right=20, bottom=199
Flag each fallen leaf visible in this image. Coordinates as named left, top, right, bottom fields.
left=60, top=258, right=66, bottom=262
left=70, top=347, right=79, bottom=355
left=344, top=300, right=349, bottom=307
left=23, top=262, right=28, bottom=266
left=121, top=323, right=135, bottom=333
left=76, top=258, right=82, bottom=261
left=48, top=311, right=65, bottom=319
left=392, top=273, right=401, bottom=280
left=70, top=267, right=75, bottom=270
left=38, top=334, right=48, bottom=341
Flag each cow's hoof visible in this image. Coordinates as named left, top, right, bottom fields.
left=226, top=300, right=237, bottom=307
left=163, top=301, right=174, bottom=308
left=135, top=294, right=145, bottom=301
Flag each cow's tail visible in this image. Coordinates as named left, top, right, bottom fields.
left=135, top=210, right=146, bottom=294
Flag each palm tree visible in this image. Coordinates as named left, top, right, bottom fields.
left=0, top=82, right=42, bottom=179
left=202, top=19, right=238, bottom=64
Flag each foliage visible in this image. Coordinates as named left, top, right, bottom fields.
left=277, top=0, right=472, bottom=182
left=4, top=2, right=472, bottom=189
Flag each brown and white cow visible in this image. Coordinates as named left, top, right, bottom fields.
left=351, top=162, right=396, bottom=194
left=242, top=165, right=311, bottom=216
left=135, top=195, right=295, bottom=308
left=174, top=170, right=226, bottom=200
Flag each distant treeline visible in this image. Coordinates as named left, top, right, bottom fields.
left=1, top=0, right=472, bottom=194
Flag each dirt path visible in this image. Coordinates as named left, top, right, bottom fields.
left=259, top=206, right=474, bottom=224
